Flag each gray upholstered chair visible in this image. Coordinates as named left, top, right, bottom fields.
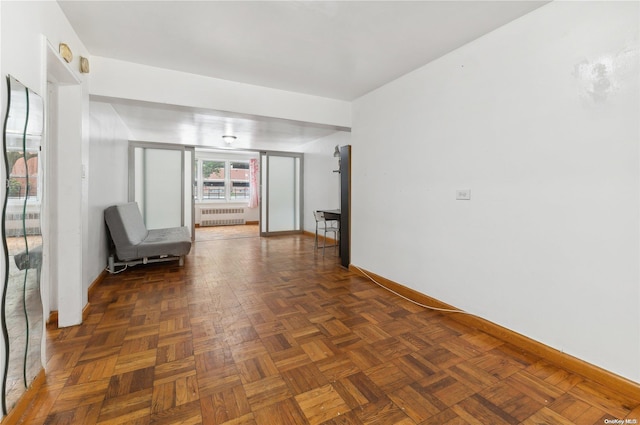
left=104, top=202, right=191, bottom=272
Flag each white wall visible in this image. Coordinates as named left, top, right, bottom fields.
left=52, top=82, right=85, bottom=326
left=301, top=131, right=350, bottom=234
left=89, top=56, right=351, bottom=129
left=86, top=101, right=130, bottom=287
left=352, top=1, right=640, bottom=383
left=1, top=2, right=90, bottom=314
left=0, top=0, right=90, bottom=408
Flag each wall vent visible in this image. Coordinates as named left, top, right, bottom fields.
left=5, top=212, right=41, bottom=237
left=200, top=207, right=246, bottom=227
left=201, top=219, right=245, bottom=227
left=200, top=208, right=244, bottom=215
left=6, top=212, right=40, bottom=221
left=5, top=227, right=41, bottom=238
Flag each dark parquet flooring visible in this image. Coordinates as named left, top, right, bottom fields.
left=16, top=225, right=640, bottom=424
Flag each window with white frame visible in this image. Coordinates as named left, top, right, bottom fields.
left=195, top=158, right=251, bottom=202
left=202, top=160, right=225, bottom=200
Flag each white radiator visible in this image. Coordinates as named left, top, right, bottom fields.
left=200, top=208, right=246, bottom=226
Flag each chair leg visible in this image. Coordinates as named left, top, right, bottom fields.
left=322, top=228, right=327, bottom=256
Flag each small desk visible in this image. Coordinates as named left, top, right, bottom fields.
left=317, top=209, right=341, bottom=256
left=319, top=209, right=340, bottom=222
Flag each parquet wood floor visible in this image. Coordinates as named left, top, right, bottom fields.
left=15, top=226, right=640, bottom=424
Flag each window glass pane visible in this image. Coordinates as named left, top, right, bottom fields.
left=194, top=157, right=256, bottom=203
left=231, top=181, right=250, bottom=200
left=203, top=160, right=225, bottom=179
left=203, top=181, right=225, bottom=200
left=231, top=161, right=249, bottom=170
left=202, top=160, right=225, bottom=199
left=230, top=161, right=250, bottom=200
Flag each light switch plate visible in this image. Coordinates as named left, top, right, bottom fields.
left=456, top=189, right=471, bottom=200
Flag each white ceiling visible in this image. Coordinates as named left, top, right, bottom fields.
left=93, top=95, right=347, bottom=151
left=58, top=0, right=548, bottom=150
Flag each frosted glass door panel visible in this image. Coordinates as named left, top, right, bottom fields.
left=130, top=144, right=194, bottom=236
left=294, top=157, right=301, bottom=230
left=183, top=149, right=193, bottom=238
left=143, top=149, right=182, bottom=229
left=268, top=156, right=295, bottom=232
left=261, top=155, right=268, bottom=234
left=260, top=152, right=302, bottom=235
left=134, top=147, right=145, bottom=215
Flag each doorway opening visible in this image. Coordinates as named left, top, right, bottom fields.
left=193, top=149, right=261, bottom=241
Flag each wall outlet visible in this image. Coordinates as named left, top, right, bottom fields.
left=456, top=189, right=471, bottom=200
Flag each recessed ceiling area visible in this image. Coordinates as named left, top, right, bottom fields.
left=60, top=1, right=549, bottom=150
left=93, top=96, right=348, bottom=151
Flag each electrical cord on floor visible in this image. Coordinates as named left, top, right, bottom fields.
left=105, top=264, right=128, bottom=274
left=351, top=264, right=471, bottom=315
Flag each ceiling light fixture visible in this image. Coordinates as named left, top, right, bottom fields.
left=222, top=135, right=237, bottom=144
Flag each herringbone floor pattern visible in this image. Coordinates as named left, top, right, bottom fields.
left=15, top=226, right=640, bottom=424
